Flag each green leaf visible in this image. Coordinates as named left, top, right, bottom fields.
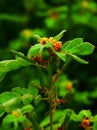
left=55, top=52, right=66, bottom=62
left=12, top=87, right=29, bottom=96
left=0, top=72, right=6, bottom=81
left=54, top=30, right=66, bottom=41
left=93, top=122, right=97, bottom=130
left=0, top=58, right=30, bottom=73
left=27, top=44, right=43, bottom=58
left=0, top=105, right=5, bottom=117
left=63, top=38, right=83, bottom=52
left=68, top=42, right=94, bottom=55
left=2, top=114, right=18, bottom=129
left=78, top=110, right=92, bottom=119
left=28, top=81, right=39, bottom=96
left=34, top=95, right=42, bottom=106
left=22, top=94, right=33, bottom=105
left=68, top=53, right=88, bottom=64
left=3, top=97, right=22, bottom=113
left=21, top=105, right=34, bottom=114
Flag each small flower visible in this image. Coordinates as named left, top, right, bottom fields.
left=82, top=1, right=89, bottom=8
left=81, top=118, right=90, bottom=129
left=39, top=37, right=48, bottom=45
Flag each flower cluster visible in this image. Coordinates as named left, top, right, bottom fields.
left=39, top=37, right=62, bottom=51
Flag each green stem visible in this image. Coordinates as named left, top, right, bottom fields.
left=37, top=65, right=45, bottom=90
left=48, top=61, right=53, bottom=130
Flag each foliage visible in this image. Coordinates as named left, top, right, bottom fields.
left=0, top=30, right=95, bottom=130
left=0, top=0, right=97, bottom=130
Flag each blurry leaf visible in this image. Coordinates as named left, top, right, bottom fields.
left=0, top=105, right=5, bottom=117
left=2, top=114, right=18, bottom=129
left=22, top=94, right=33, bottom=105
left=78, top=110, right=92, bottom=119
left=0, top=92, right=20, bottom=104
left=68, top=53, right=88, bottom=64
left=0, top=72, right=6, bottom=82
left=3, top=97, right=22, bottom=113
left=0, top=58, right=30, bottom=73
left=34, top=95, right=42, bottom=106
left=54, top=30, right=66, bottom=41
left=17, top=115, right=26, bottom=123
left=93, top=122, right=97, bottom=130
left=12, top=87, right=29, bottom=96
left=21, top=105, right=34, bottom=114
left=28, top=81, right=39, bottom=96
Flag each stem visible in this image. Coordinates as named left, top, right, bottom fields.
left=48, top=61, right=53, bottom=130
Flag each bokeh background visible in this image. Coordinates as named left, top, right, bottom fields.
left=0, top=0, right=97, bottom=123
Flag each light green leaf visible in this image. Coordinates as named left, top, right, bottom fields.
left=22, top=94, right=33, bottom=105
left=27, top=44, right=43, bottom=58
left=2, top=114, right=18, bottom=129
left=55, top=52, right=66, bottom=62
left=68, top=53, right=88, bottom=64
left=68, top=42, right=94, bottom=55
left=54, top=30, right=66, bottom=41
left=0, top=58, right=30, bottom=73
left=78, top=110, right=92, bottom=119
left=63, top=38, right=83, bottom=52
left=21, top=105, right=34, bottom=114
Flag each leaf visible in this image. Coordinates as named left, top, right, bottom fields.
left=22, top=94, right=33, bottom=105
left=54, top=30, right=66, bottom=41
left=27, top=44, right=43, bottom=58
left=78, top=110, right=92, bottom=119
left=68, top=53, right=88, bottom=64
left=0, top=105, right=5, bottom=117
left=0, top=58, right=30, bottom=73
left=0, top=72, right=6, bottom=81
left=63, top=38, right=83, bottom=52
left=21, top=105, right=34, bottom=114
left=3, top=97, right=22, bottom=113
left=93, top=122, right=97, bottom=130
left=28, top=81, right=39, bottom=96
left=12, top=87, right=29, bottom=96
left=68, top=42, right=94, bottom=55
left=55, top=52, right=66, bottom=62
left=34, top=95, right=42, bottom=106
left=2, top=114, right=18, bottom=129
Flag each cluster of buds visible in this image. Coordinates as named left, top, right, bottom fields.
left=33, top=55, right=47, bottom=66
left=39, top=37, right=62, bottom=51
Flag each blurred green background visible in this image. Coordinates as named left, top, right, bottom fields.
left=0, top=0, right=97, bottom=121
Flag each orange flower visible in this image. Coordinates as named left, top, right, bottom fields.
left=39, top=37, right=62, bottom=51
left=82, top=1, right=88, bottom=8
left=12, top=111, right=20, bottom=118
left=39, top=37, right=48, bottom=45
left=81, top=118, right=90, bottom=129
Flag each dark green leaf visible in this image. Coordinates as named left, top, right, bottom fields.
left=0, top=72, right=6, bottom=81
